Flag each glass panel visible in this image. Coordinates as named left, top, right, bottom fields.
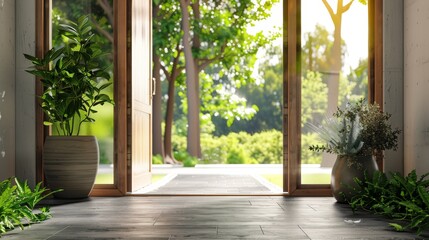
left=52, top=0, right=115, bottom=184
left=300, top=0, right=368, bottom=184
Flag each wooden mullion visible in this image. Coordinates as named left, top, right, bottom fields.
left=35, top=0, right=51, bottom=184
left=113, top=0, right=128, bottom=195
left=368, top=0, right=384, bottom=171
left=285, top=0, right=301, bottom=195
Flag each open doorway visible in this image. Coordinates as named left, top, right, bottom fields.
left=38, top=0, right=379, bottom=196
left=143, top=0, right=284, bottom=195
left=143, top=0, right=372, bottom=195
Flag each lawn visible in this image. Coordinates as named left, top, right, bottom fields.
left=95, top=173, right=166, bottom=184
left=261, top=173, right=330, bottom=187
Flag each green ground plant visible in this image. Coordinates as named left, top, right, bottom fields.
left=0, top=178, right=57, bottom=236
left=349, top=170, right=429, bottom=235
left=152, top=154, right=164, bottom=165
left=173, top=151, right=198, bottom=167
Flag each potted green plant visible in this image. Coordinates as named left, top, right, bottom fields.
left=309, top=99, right=401, bottom=202
left=24, top=16, right=114, bottom=199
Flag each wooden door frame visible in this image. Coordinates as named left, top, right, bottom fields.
left=36, top=0, right=383, bottom=197
left=284, top=0, right=383, bottom=196
left=35, top=0, right=128, bottom=196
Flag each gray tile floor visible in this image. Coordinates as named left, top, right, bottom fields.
left=2, top=196, right=428, bottom=239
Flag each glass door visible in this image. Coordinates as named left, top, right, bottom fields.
left=284, top=0, right=382, bottom=195
left=300, top=0, right=369, bottom=186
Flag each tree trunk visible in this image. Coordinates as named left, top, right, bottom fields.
left=164, top=74, right=178, bottom=164
left=180, top=0, right=201, bottom=158
left=326, top=17, right=342, bottom=114
left=321, top=0, right=353, bottom=167
left=152, top=53, right=164, bottom=158
left=323, top=0, right=353, bottom=114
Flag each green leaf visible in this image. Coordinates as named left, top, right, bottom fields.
left=417, top=186, right=429, bottom=208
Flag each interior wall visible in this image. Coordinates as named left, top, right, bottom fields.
left=404, top=0, right=429, bottom=176
left=0, top=0, right=16, bottom=180
left=15, top=0, right=36, bottom=187
left=383, top=0, right=404, bottom=174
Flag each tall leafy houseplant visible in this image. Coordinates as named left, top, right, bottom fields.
left=25, top=16, right=114, bottom=199
left=309, top=99, right=401, bottom=202
left=25, top=16, right=113, bottom=135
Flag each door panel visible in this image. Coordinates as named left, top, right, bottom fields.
left=129, top=0, right=152, bottom=192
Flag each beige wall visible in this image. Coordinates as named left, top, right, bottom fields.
left=0, top=0, right=16, bottom=180
left=404, top=0, right=429, bottom=176
left=15, top=0, right=36, bottom=187
left=0, top=0, right=36, bottom=185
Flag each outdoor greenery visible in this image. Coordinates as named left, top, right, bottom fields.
left=171, top=130, right=283, bottom=165
left=349, top=170, right=429, bottom=235
left=0, top=178, right=57, bottom=236
left=309, top=99, right=401, bottom=158
left=153, top=0, right=280, bottom=161
left=24, top=15, right=114, bottom=136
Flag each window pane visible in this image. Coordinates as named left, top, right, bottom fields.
left=300, top=0, right=368, bottom=184
left=52, top=0, right=115, bottom=184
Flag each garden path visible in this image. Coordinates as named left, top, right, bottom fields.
left=135, top=164, right=283, bottom=194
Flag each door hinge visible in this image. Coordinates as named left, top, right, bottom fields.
left=152, top=77, right=156, bottom=96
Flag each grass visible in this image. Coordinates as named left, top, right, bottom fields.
left=261, top=173, right=330, bottom=188
left=95, top=173, right=166, bottom=184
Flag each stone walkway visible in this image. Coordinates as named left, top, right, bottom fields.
left=140, top=174, right=276, bottom=194
left=135, top=164, right=284, bottom=194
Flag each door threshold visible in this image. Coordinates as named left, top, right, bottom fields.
left=126, top=193, right=289, bottom=197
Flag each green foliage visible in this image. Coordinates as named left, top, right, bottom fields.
left=227, top=147, right=249, bottom=164
left=214, top=45, right=283, bottom=135
left=171, top=130, right=283, bottom=164
left=350, top=170, right=429, bottom=235
left=24, top=15, right=114, bottom=136
left=173, top=151, right=198, bottom=167
left=301, top=133, right=323, bottom=164
left=182, top=157, right=198, bottom=168
left=301, top=24, right=347, bottom=74
left=0, top=178, right=58, bottom=236
left=309, top=99, right=401, bottom=157
left=301, top=71, right=328, bottom=127
left=154, top=0, right=280, bottom=138
left=152, top=154, right=164, bottom=165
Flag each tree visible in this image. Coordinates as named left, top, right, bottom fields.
left=212, top=45, right=282, bottom=135
left=153, top=0, right=279, bottom=160
left=153, top=0, right=184, bottom=163
left=180, top=0, right=201, bottom=158
left=321, top=0, right=367, bottom=114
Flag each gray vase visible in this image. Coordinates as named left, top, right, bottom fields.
left=331, top=155, right=378, bottom=203
left=43, top=136, right=99, bottom=199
